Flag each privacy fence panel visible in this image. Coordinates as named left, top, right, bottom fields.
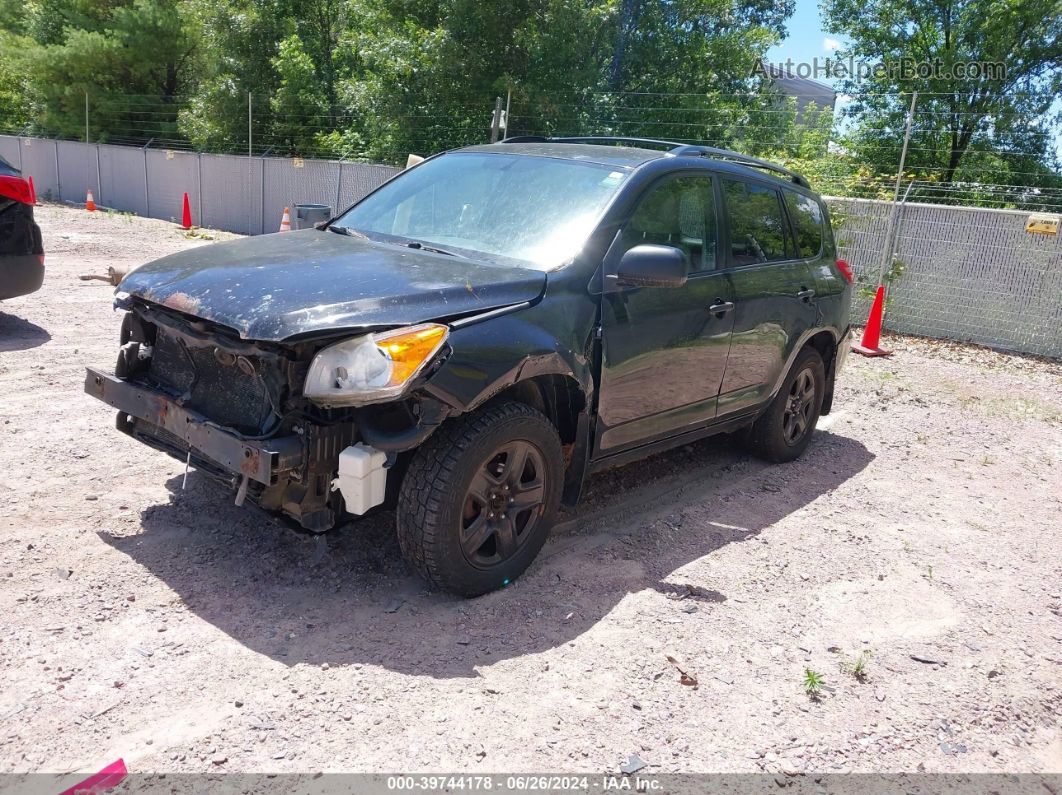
left=826, top=197, right=891, bottom=323
left=56, top=141, right=98, bottom=205
left=12, top=137, right=60, bottom=201
left=262, top=157, right=341, bottom=234
left=145, top=149, right=199, bottom=224
left=199, top=154, right=261, bottom=236
left=829, top=197, right=1062, bottom=358
left=98, top=144, right=149, bottom=214
left=338, top=162, right=399, bottom=209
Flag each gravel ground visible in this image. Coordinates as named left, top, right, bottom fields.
left=1, top=205, right=1060, bottom=778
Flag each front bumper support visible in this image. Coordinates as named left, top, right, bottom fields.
left=84, top=368, right=302, bottom=486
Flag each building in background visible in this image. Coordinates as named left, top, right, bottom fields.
left=763, top=63, right=838, bottom=115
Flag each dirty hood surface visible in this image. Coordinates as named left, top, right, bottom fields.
left=118, top=229, right=546, bottom=341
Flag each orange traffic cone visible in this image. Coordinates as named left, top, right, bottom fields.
left=27, top=176, right=38, bottom=206
left=85, top=189, right=97, bottom=212
left=279, top=206, right=291, bottom=232
left=851, top=284, right=892, bottom=356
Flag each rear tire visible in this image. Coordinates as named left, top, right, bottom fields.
left=396, top=401, right=563, bottom=597
left=745, top=347, right=825, bottom=463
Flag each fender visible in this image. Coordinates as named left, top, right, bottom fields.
left=766, top=324, right=841, bottom=403
left=423, top=298, right=597, bottom=413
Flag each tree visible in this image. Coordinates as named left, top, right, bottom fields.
left=334, top=0, right=797, bottom=163
left=179, top=0, right=358, bottom=155
left=177, top=0, right=295, bottom=152
left=822, top=0, right=1062, bottom=187
left=270, top=35, right=329, bottom=154
left=23, top=0, right=201, bottom=143
left=8, top=0, right=803, bottom=164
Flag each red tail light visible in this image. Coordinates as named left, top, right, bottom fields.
left=0, top=174, right=33, bottom=205
left=835, top=258, right=854, bottom=284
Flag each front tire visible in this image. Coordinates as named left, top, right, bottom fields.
left=745, top=347, right=825, bottom=463
left=396, top=401, right=563, bottom=597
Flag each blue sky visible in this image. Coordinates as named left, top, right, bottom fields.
left=764, top=0, right=844, bottom=90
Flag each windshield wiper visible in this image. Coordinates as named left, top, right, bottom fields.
left=331, top=227, right=468, bottom=258
left=399, top=240, right=467, bottom=259
left=328, top=225, right=367, bottom=239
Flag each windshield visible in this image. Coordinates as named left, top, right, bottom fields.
left=333, top=152, right=628, bottom=270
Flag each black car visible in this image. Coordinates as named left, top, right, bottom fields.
left=0, top=154, right=45, bottom=300
left=85, top=137, right=853, bottom=597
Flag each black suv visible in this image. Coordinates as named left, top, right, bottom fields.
left=0, top=154, right=45, bottom=300
left=85, top=137, right=853, bottom=596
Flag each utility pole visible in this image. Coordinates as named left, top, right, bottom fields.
left=143, top=138, right=153, bottom=216
left=248, top=92, right=253, bottom=158
left=489, top=97, right=503, bottom=143
left=877, top=91, right=917, bottom=286
left=503, top=89, right=511, bottom=140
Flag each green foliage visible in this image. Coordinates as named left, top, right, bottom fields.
left=841, top=650, right=872, bottom=681
left=858, top=257, right=907, bottom=302
left=803, top=667, right=825, bottom=697
left=0, top=31, right=32, bottom=130
left=0, top=0, right=28, bottom=35
left=173, top=0, right=294, bottom=151
left=270, top=35, right=328, bottom=154
left=19, top=0, right=200, bottom=142
left=821, top=0, right=1062, bottom=190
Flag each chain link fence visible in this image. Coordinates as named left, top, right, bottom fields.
left=833, top=196, right=1061, bottom=358
left=2, top=134, right=1059, bottom=358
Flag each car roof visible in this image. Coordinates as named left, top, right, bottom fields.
left=457, top=142, right=666, bottom=169
left=453, top=142, right=815, bottom=193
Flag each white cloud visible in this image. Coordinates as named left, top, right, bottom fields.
left=823, top=37, right=842, bottom=51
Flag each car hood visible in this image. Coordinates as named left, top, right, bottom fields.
left=117, top=229, right=546, bottom=341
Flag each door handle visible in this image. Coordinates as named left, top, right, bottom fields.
left=797, top=288, right=816, bottom=302
left=708, top=300, right=735, bottom=316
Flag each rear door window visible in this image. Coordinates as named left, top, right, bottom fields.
left=722, top=179, right=790, bottom=265
left=783, top=190, right=824, bottom=258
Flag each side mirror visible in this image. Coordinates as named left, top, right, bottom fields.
left=615, top=244, right=689, bottom=288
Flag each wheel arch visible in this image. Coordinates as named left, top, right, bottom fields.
left=768, top=325, right=839, bottom=404
left=480, top=373, right=587, bottom=445
left=805, top=329, right=838, bottom=376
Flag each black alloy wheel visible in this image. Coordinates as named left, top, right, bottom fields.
left=461, top=440, right=548, bottom=568
left=782, top=367, right=817, bottom=445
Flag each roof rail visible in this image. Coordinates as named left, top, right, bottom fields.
left=495, top=135, right=810, bottom=188
left=666, top=144, right=810, bottom=188
left=500, top=135, right=682, bottom=149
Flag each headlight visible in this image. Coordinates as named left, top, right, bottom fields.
left=303, top=323, right=449, bottom=406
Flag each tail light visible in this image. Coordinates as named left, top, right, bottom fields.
left=0, top=174, right=33, bottom=205
left=835, top=258, right=854, bottom=284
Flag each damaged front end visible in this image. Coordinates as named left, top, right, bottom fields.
left=84, top=299, right=453, bottom=532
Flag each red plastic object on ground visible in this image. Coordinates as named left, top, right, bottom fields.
left=181, top=191, right=192, bottom=229
left=58, top=758, right=127, bottom=795
left=851, top=284, right=892, bottom=357
left=28, top=175, right=39, bottom=205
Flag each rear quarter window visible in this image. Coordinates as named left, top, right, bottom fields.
left=783, top=190, right=823, bottom=258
